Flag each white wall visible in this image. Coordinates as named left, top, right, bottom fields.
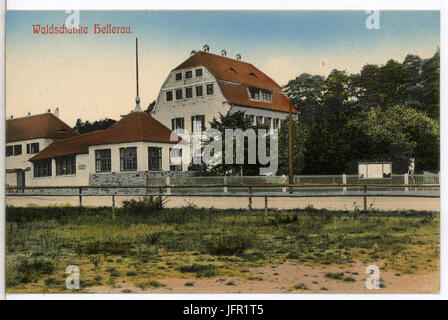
left=152, top=66, right=231, bottom=133
left=5, top=138, right=53, bottom=171
left=26, top=153, right=90, bottom=186
left=89, top=141, right=188, bottom=174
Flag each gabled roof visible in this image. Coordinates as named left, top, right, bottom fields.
left=6, top=113, right=78, bottom=143
left=30, top=111, right=180, bottom=161
left=173, top=51, right=298, bottom=114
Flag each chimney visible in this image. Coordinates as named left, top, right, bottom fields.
left=54, top=107, right=59, bottom=118
left=27, top=112, right=31, bottom=116
left=221, top=49, right=227, bottom=57
left=236, top=53, right=241, bottom=61
left=203, top=44, right=209, bottom=52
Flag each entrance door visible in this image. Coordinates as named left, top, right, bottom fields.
left=17, top=170, right=25, bottom=187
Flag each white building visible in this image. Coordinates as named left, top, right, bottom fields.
left=26, top=110, right=185, bottom=186
left=5, top=111, right=78, bottom=186
left=152, top=48, right=299, bottom=134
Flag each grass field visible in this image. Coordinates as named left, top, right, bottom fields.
left=6, top=200, right=440, bottom=293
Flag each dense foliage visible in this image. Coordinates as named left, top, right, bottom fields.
left=283, top=49, right=440, bottom=174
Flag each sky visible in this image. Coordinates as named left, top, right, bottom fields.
left=6, top=10, right=440, bottom=126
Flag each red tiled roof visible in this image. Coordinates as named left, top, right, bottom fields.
left=6, top=113, right=78, bottom=143
left=30, top=112, right=180, bottom=161
left=173, top=51, right=298, bottom=114
left=218, top=82, right=298, bottom=114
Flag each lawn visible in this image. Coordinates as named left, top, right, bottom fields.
left=6, top=200, right=440, bottom=293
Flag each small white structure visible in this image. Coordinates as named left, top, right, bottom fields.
left=358, top=162, right=392, bottom=179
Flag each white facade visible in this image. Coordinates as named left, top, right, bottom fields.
left=152, top=66, right=292, bottom=133
left=5, top=137, right=53, bottom=186
left=27, top=141, right=188, bottom=187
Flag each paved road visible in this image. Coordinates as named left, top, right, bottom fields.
left=5, top=195, right=440, bottom=211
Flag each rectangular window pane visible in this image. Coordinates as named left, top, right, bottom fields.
left=175, top=72, right=182, bottom=80
left=196, top=85, right=203, bottom=97
left=172, top=117, right=184, bottom=130
left=148, top=147, right=162, bottom=171
left=166, top=91, right=173, bottom=101
left=250, top=88, right=260, bottom=100
left=176, top=89, right=183, bottom=100
left=14, top=145, right=22, bottom=155
left=185, top=71, right=192, bottom=79
left=170, top=148, right=182, bottom=171
left=56, top=156, right=76, bottom=175
left=192, top=115, right=205, bottom=133
left=120, top=147, right=137, bottom=171
left=206, top=84, right=214, bottom=95
left=186, top=87, right=193, bottom=98
left=6, top=146, right=13, bottom=157
left=256, top=116, right=263, bottom=125
left=195, top=68, right=202, bottom=77
left=95, top=149, right=111, bottom=172
left=34, top=159, right=52, bottom=177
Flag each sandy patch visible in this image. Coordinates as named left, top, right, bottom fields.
left=84, top=260, right=439, bottom=294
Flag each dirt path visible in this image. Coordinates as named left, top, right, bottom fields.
left=6, top=196, right=440, bottom=212
left=85, top=261, right=439, bottom=294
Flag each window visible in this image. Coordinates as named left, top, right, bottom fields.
left=206, top=84, right=214, bottom=95
left=148, top=147, right=162, bottom=171
left=13, top=145, right=22, bottom=156
left=56, top=156, right=76, bottom=176
left=26, top=143, right=39, bottom=154
left=186, top=87, right=193, bottom=98
left=247, top=115, right=255, bottom=125
left=273, top=118, right=280, bottom=129
left=166, top=91, right=173, bottom=101
left=191, top=115, right=205, bottom=133
left=196, top=68, right=203, bottom=77
left=6, top=146, right=13, bottom=157
left=256, top=116, right=263, bottom=125
left=185, top=70, right=192, bottom=79
left=95, top=149, right=111, bottom=172
left=262, top=90, right=272, bottom=102
left=196, top=85, right=203, bottom=97
left=34, top=159, right=52, bottom=177
left=175, top=72, right=182, bottom=80
left=249, top=88, right=260, bottom=100
left=175, top=89, right=183, bottom=100
left=171, top=117, right=185, bottom=130
left=120, top=147, right=137, bottom=171
left=264, top=117, right=272, bottom=128
left=170, top=148, right=182, bottom=171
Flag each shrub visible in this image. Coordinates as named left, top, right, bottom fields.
left=7, top=258, right=55, bottom=286
left=324, top=272, right=344, bottom=281
left=206, top=236, right=252, bottom=255
left=121, top=196, right=166, bottom=213
left=179, top=264, right=216, bottom=277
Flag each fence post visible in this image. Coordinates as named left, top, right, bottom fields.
left=264, top=195, right=268, bottom=211
left=166, top=176, right=171, bottom=194
left=282, top=175, right=287, bottom=193
left=404, top=173, right=409, bottom=191
left=224, top=176, right=228, bottom=193
left=248, top=186, right=253, bottom=210
left=363, top=185, right=367, bottom=211
left=78, top=187, right=82, bottom=208
left=342, top=174, right=347, bottom=192
left=112, top=193, right=115, bottom=209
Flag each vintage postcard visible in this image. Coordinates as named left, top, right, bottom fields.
left=2, top=4, right=442, bottom=300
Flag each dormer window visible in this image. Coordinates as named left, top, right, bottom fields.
left=249, top=88, right=272, bottom=102
left=249, top=72, right=257, bottom=77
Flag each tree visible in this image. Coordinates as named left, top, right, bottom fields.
left=278, top=118, right=308, bottom=175
left=74, top=118, right=117, bottom=134
left=205, top=111, right=271, bottom=176
left=320, top=69, right=351, bottom=109
left=421, top=49, right=440, bottom=120
left=346, top=105, right=439, bottom=173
